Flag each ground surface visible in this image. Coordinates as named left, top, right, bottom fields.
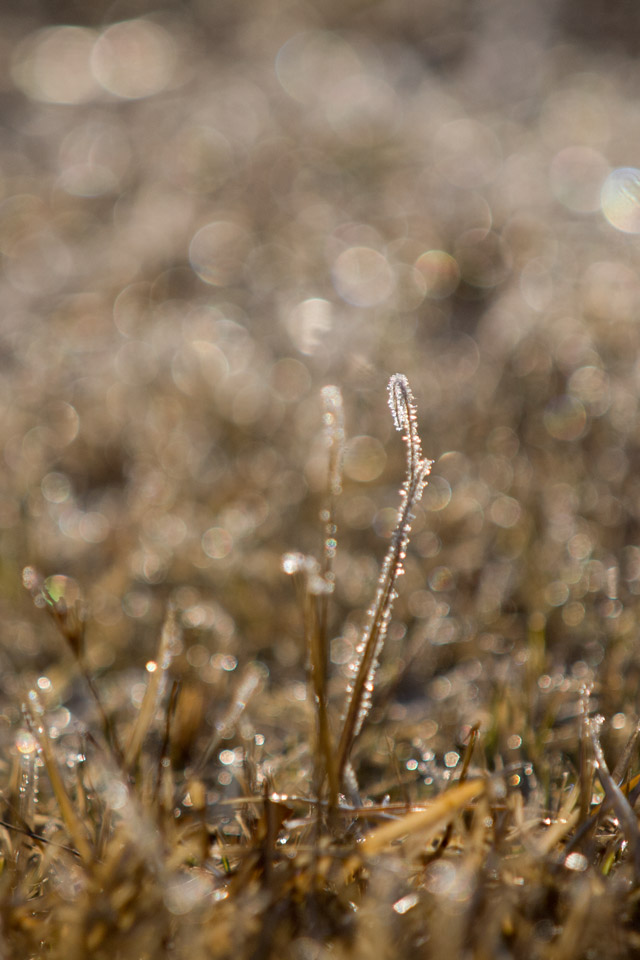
left=2, top=2, right=640, bottom=958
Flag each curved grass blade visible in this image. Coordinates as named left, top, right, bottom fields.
left=336, top=374, right=432, bottom=786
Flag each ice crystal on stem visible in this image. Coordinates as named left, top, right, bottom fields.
left=336, top=374, right=432, bottom=785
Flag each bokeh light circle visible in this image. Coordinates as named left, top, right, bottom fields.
left=11, top=26, right=98, bottom=104
left=189, top=220, right=251, bottom=286
left=549, top=146, right=609, bottom=213
left=601, top=167, right=640, bottom=234
left=343, top=436, right=387, bottom=482
left=414, top=250, right=460, bottom=299
left=331, top=246, right=394, bottom=307
left=275, top=31, right=360, bottom=106
left=91, top=19, right=176, bottom=100
left=543, top=396, right=587, bottom=441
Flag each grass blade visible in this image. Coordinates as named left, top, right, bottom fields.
left=358, top=779, right=484, bottom=858
left=336, top=374, right=432, bottom=786
left=124, top=604, right=180, bottom=772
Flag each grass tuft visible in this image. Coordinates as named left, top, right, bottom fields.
left=4, top=375, right=640, bottom=959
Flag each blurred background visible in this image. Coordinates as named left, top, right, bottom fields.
left=3, top=0, right=640, bottom=769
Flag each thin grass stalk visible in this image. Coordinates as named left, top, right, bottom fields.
left=309, top=385, right=344, bottom=807
left=611, top=718, right=640, bottom=785
left=589, top=715, right=640, bottom=878
left=316, top=386, right=344, bottom=642
left=283, top=389, right=344, bottom=807
left=0, top=817, right=79, bottom=858
left=82, top=670, right=123, bottom=765
left=124, top=604, right=180, bottom=772
left=282, top=557, right=340, bottom=804
left=22, top=567, right=123, bottom=764
left=336, top=374, right=432, bottom=786
left=153, top=679, right=180, bottom=812
left=193, top=662, right=265, bottom=775
left=24, top=695, right=92, bottom=864
left=430, top=724, right=480, bottom=860
left=578, top=685, right=593, bottom=825
left=306, top=593, right=339, bottom=809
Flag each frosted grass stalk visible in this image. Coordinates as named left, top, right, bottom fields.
left=336, top=374, right=432, bottom=785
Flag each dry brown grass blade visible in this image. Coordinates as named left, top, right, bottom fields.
left=124, top=604, right=180, bottom=771
left=430, top=724, right=480, bottom=859
left=306, top=588, right=338, bottom=807
left=310, top=385, right=344, bottom=807
left=357, top=778, right=484, bottom=858
left=536, top=808, right=580, bottom=857
left=193, top=662, right=265, bottom=774
left=24, top=697, right=92, bottom=865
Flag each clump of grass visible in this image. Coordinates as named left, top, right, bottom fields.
left=5, top=375, right=640, bottom=960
